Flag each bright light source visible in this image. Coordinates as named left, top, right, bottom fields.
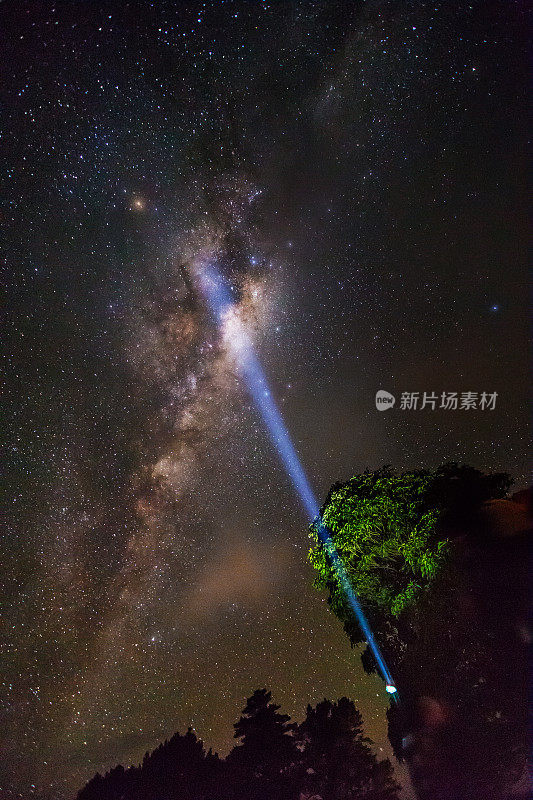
left=385, top=684, right=398, bottom=694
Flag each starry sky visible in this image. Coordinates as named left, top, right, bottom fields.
left=2, top=2, right=529, bottom=798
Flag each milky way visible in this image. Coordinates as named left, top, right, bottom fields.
left=2, top=2, right=529, bottom=798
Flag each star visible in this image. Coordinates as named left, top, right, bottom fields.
left=2, top=2, right=528, bottom=798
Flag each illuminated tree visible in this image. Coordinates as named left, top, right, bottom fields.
left=308, top=463, right=510, bottom=630
left=309, top=468, right=443, bottom=627
left=307, top=464, right=528, bottom=800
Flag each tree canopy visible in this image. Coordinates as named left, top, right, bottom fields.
left=308, top=463, right=511, bottom=624
left=307, top=463, right=529, bottom=800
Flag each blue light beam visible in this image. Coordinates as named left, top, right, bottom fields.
left=194, top=260, right=397, bottom=693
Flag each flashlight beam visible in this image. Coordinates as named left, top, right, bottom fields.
left=194, top=260, right=396, bottom=692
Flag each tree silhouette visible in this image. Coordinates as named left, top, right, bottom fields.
left=297, top=697, right=400, bottom=800
left=76, top=689, right=402, bottom=800
left=78, top=727, right=221, bottom=800
left=78, top=764, right=133, bottom=800
left=225, top=688, right=298, bottom=800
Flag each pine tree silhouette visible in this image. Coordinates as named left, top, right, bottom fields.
left=297, top=697, right=400, bottom=800
left=225, top=688, right=298, bottom=800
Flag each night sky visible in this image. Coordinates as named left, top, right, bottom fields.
left=2, top=2, right=529, bottom=798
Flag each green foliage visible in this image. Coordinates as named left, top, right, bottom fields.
left=308, top=463, right=511, bottom=623
left=309, top=467, right=450, bottom=620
